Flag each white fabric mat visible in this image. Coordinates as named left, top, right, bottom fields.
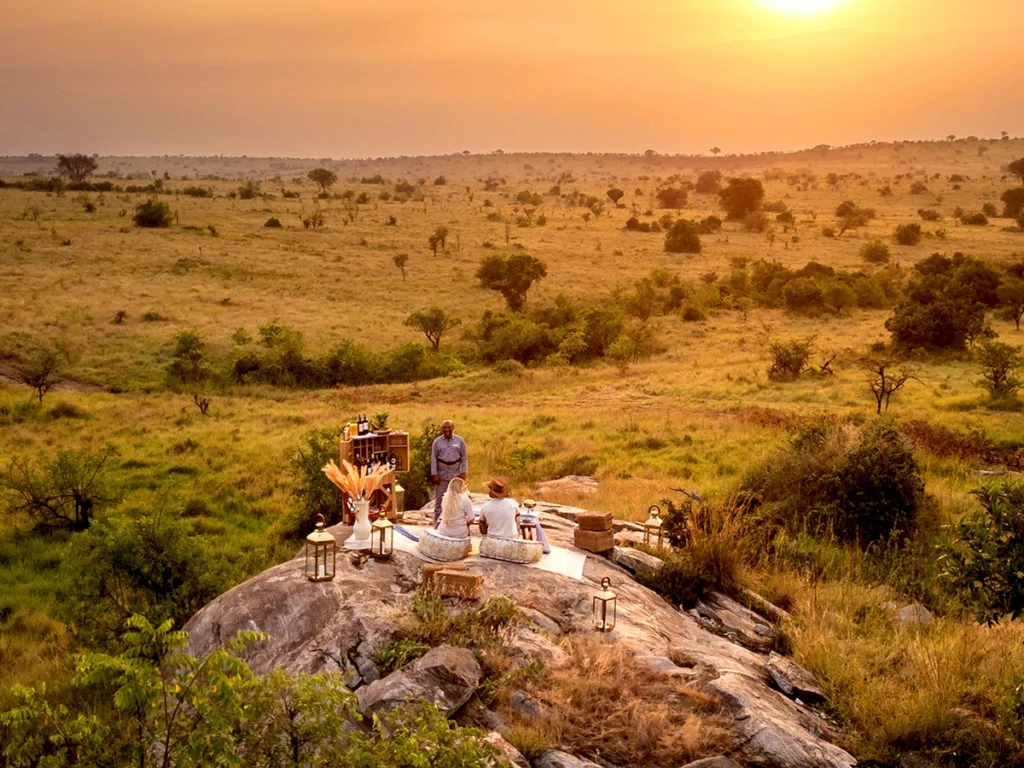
left=393, top=525, right=587, bottom=582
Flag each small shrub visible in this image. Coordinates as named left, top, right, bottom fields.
left=940, top=482, right=1024, bottom=622
left=894, top=223, right=922, bottom=245
left=664, top=219, right=702, bottom=254
left=48, top=401, right=89, bottom=420
left=768, top=337, right=814, bottom=380
left=918, top=208, right=942, bottom=221
left=132, top=199, right=172, bottom=228
left=681, top=304, right=706, bottom=322
left=960, top=212, right=989, bottom=226
left=493, top=359, right=526, bottom=376
left=860, top=240, right=891, bottom=264
left=264, top=217, right=282, bottom=228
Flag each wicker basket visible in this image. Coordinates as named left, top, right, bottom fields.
left=478, top=535, right=544, bottom=564
left=418, top=528, right=472, bottom=562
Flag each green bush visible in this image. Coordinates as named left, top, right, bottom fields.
left=288, top=426, right=349, bottom=535
left=767, top=336, right=814, bottom=380
left=860, top=240, right=891, bottom=264
left=663, top=219, right=702, bottom=254
left=960, top=212, right=989, bottom=226
left=0, top=615, right=499, bottom=767
left=132, top=199, right=172, bottom=228
left=61, top=510, right=236, bottom=646
left=403, top=421, right=442, bottom=511
left=894, top=223, right=922, bottom=245
left=746, top=418, right=925, bottom=548
left=939, top=482, right=1024, bottom=622
left=167, top=329, right=210, bottom=385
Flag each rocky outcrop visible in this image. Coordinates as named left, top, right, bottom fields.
left=184, top=500, right=856, bottom=768
left=356, top=645, right=481, bottom=718
left=692, top=592, right=775, bottom=651
left=536, top=475, right=599, bottom=498
left=483, top=732, right=529, bottom=767
left=681, top=757, right=746, bottom=768
left=534, top=750, right=603, bottom=768
left=610, top=546, right=665, bottom=579
left=766, top=652, right=827, bottom=705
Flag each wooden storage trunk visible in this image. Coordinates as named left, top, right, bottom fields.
left=574, top=528, right=615, bottom=553
left=577, top=511, right=614, bottom=532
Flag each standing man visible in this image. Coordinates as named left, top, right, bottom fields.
left=431, top=419, right=467, bottom=522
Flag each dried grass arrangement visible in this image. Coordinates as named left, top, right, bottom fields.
left=322, top=459, right=394, bottom=500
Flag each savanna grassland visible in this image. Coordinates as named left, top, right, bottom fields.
left=3, top=139, right=1024, bottom=765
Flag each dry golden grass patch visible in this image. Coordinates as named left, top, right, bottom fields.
left=781, top=574, right=1024, bottom=765
left=502, top=636, right=732, bottom=767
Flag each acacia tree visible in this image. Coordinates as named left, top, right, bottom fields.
left=307, top=168, right=338, bottom=195
left=404, top=308, right=461, bottom=350
left=14, top=343, right=69, bottom=404
left=607, top=188, right=624, bottom=206
left=1, top=445, right=119, bottom=531
left=55, top=153, right=98, bottom=183
left=977, top=341, right=1023, bottom=404
left=710, top=147, right=721, bottom=157
left=718, top=178, right=765, bottom=220
left=393, top=253, right=409, bottom=281
left=862, top=357, right=919, bottom=414
left=998, top=279, right=1024, bottom=330
left=475, top=253, right=547, bottom=312
left=1009, top=157, right=1024, bottom=185
left=433, top=225, right=450, bottom=251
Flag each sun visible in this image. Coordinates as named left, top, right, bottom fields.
left=764, top=0, right=843, bottom=15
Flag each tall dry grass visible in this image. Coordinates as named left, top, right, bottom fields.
left=504, top=636, right=732, bottom=767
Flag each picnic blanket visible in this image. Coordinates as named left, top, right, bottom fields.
left=392, top=524, right=587, bottom=582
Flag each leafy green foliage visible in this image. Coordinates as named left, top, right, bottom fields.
left=132, top=199, right=172, bottom=228
left=475, top=253, right=548, bottom=312
left=860, top=240, right=891, bottom=264
left=0, top=615, right=499, bottom=768
left=167, top=329, right=210, bottom=386
left=2, top=445, right=119, bottom=531
left=976, top=341, right=1023, bottom=406
left=939, top=483, right=1024, bottom=623
left=307, top=167, right=338, bottom=194
left=289, top=425, right=349, bottom=534
left=767, top=337, right=814, bottom=380
left=61, top=508, right=238, bottom=646
left=404, top=421, right=442, bottom=511
left=893, top=222, right=922, bottom=245
left=663, top=219, right=702, bottom=254
left=885, top=253, right=998, bottom=351
left=718, top=177, right=764, bottom=219
left=404, top=307, right=461, bottom=350
left=747, top=418, right=926, bottom=548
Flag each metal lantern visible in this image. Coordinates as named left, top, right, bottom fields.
left=643, top=504, right=664, bottom=550
left=593, top=577, right=617, bottom=632
left=305, top=514, right=336, bottom=582
left=370, top=514, right=394, bottom=560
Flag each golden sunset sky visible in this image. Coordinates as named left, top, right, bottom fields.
left=0, top=0, right=1021, bottom=157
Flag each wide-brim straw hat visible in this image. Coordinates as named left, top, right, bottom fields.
left=485, top=477, right=509, bottom=498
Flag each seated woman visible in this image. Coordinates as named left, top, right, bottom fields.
left=418, top=478, right=473, bottom=562
left=436, top=478, right=473, bottom=538
left=478, top=478, right=544, bottom=564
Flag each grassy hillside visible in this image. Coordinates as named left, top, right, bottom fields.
left=3, top=139, right=1024, bottom=764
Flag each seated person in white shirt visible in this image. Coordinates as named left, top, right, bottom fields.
left=479, top=477, right=520, bottom=539
left=435, top=477, right=474, bottom=539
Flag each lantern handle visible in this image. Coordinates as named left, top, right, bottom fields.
left=601, top=576, right=612, bottom=589
left=315, top=513, right=326, bottom=530
left=647, top=504, right=661, bottom=517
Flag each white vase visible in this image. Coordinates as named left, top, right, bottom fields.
left=344, top=498, right=372, bottom=550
